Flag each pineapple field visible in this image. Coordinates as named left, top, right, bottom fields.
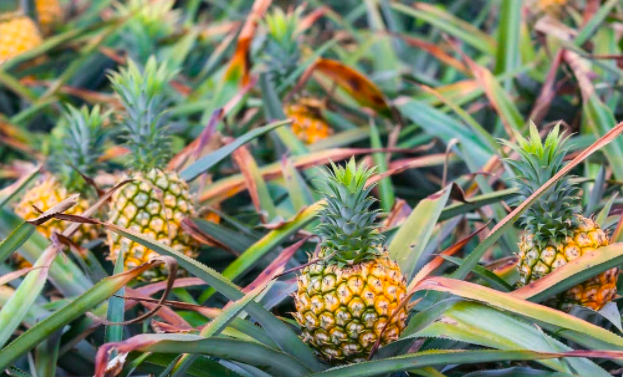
left=6, top=0, right=623, bottom=376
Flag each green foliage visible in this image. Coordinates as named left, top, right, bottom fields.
left=4, top=1, right=623, bottom=376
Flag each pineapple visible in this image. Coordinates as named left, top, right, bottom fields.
left=294, top=159, right=408, bottom=363
left=107, top=57, right=196, bottom=280
left=285, top=98, right=333, bottom=144
left=527, top=0, right=568, bottom=17
left=0, top=12, right=43, bottom=62
left=35, top=0, right=62, bottom=34
left=504, top=124, right=618, bottom=311
left=14, top=105, right=108, bottom=266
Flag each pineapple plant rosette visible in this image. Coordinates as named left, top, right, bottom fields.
left=107, top=57, right=197, bottom=280
left=294, top=159, right=408, bottom=363
left=14, top=105, right=108, bottom=267
left=504, top=124, right=619, bottom=311
left=263, top=6, right=334, bottom=144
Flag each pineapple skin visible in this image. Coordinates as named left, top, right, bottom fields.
left=15, top=175, right=99, bottom=244
left=107, top=169, right=196, bottom=280
left=294, top=251, right=408, bottom=363
left=14, top=175, right=99, bottom=267
left=35, top=0, right=62, bottom=34
left=0, top=15, right=43, bottom=61
left=518, top=215, right=618, bottom=311
left=285, top=103, right=333, bottom=144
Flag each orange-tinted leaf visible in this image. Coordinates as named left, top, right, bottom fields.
left=314, top=58, right=390, bottom=115
left=224, top=0, right=272, bottom=86
left=199, top=149, right=446, bottom=204
left=242, top=236, right=309, bottom=294
left=394, top=32, right=468, bottom=73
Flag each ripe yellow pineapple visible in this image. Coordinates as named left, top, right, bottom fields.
left=15, top=175, right=98, bottom=245
left=505, top=124, right=618, bottom=311
left=526, top=0, right=568, bottom=17
left=107, top=57, right=197, bottom=280
left=0, top=13, right=43, bottom=62
left=35, top=0, right=62, bottom=35
left=294, top=159, right=408, bottom=363
left=285, top=99, right=333, bottom=144
left=13, top=105, right=108, bottom=267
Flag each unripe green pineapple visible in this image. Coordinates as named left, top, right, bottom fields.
left=14, top=105, right=108, bottom=267
left=107, top=57, right=196, bottom=280
left=504, top=123, right=619, bottom=311
left=294, top=159, right=408, bottom=363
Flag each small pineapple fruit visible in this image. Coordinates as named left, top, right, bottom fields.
left=285, top=98, right=333, bottom=144
left=0, top=13, right=43, bottom=62
left=504, top=123, right=618, bottom=311
left=35, top=0, right=62, bottom=34
left=294, top=159, right=408, bottom=363
left=107, top=57, right=196, bottom=280
left=14, top=105, right=108, bottom=266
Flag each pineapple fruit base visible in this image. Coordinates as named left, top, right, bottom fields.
left=107, top=169, right=196, bottom=280
left=518, top=215, right=618, bottom=311
left=294, top=252, right=408, bottom=363
left=15, top=175, right=99, bottom=244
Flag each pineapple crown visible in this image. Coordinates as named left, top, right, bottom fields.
left=263, top=6, right=304, bottom=89
left=48, top=104, right=108, bottom=193
left=501, top=122, right=581, bottom=247
left=114, top=0, right=179, bottom=62
left=316, top=158, right=383, bottom=264
left=109, top=56, right=177, bottom=172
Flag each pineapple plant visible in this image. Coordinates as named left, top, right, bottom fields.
left=285, top=97, right=333, bottom=144
left=14, top=105, right=108, bottom=266
left=263, top=6, right=302, bottom=88
left=107, top=57, right=196, bottom=280
left=293, top=159, right=408, bottom=363
left=35, top=0, right=62, bottom=34
left=0, top=11, right=43, bottom=62
left=263, top=7, right=335, bottom=143
left=504, top=124, right=619, bottom=311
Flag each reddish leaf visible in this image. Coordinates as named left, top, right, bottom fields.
left=314, top=58, right=390, bottom=114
